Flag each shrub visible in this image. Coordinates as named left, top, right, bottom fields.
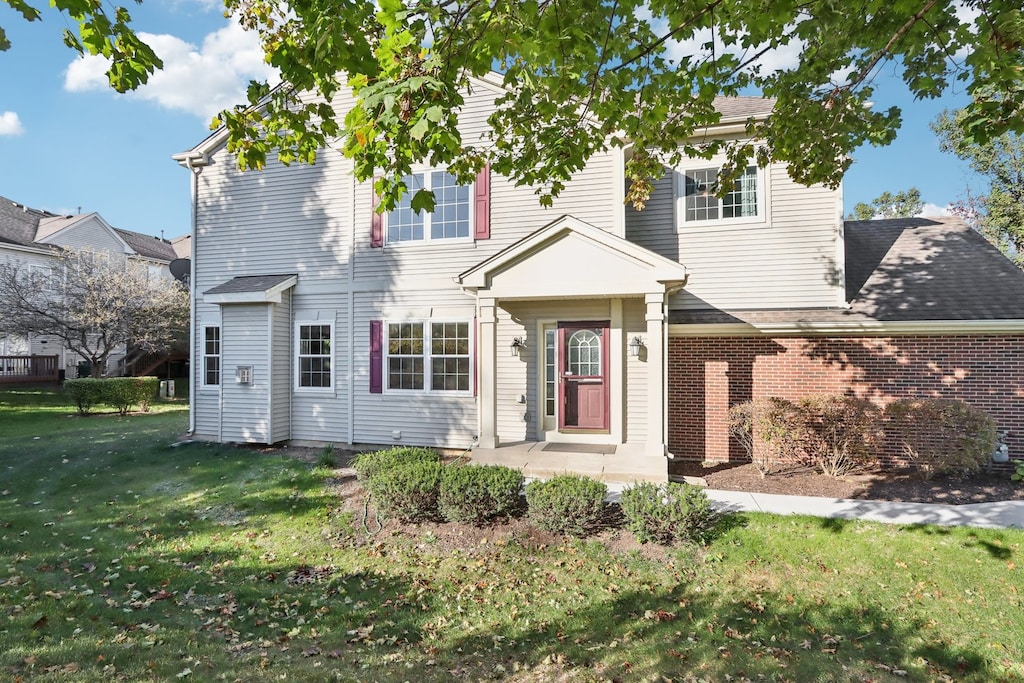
left=317, top=444, right=337, bottom=468
left=620, top=481, right=718, bottom=545
left=351, top=446, right=440, bottom=482
left=439, top=464, right=524, bottom=525
left=64, top=376, right=158, bottom=415
left=525, top=475, right=607, bottom=537
left=64, top=377, right=105, bottom=415
left=365, top=460, right=442, bottom=523
left=885, top=398, right=997, bottom=480
left=798, top=395, right=881, bottom=477
left=1012, top=461, right=1024, bottom=484
left=728, top=397, right=804, bottom=476
left=103, top=376, right=158, bottom=415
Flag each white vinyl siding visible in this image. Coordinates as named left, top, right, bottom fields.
left=221, top=305, right=270, bottom=443
left=270, top=294, right=292, bottom=442
left=43, top=216, right=126, bottom=254
left=291, top=304, right=349, bottom=443
left=626, top=162, right=842, bottom=311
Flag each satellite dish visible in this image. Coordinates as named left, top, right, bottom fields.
left=169, top=259, right=191, bottom=283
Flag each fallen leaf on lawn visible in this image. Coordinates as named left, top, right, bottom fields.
left=176, top=668, right=192, bottom=678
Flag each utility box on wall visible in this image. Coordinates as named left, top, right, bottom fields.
left=235, top=366, right=253, bottom=384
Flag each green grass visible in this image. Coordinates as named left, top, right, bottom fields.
left=1, top=388, right=1021, bottom=682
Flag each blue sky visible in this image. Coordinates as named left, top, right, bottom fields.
left=0, top=1, right=983, bottom=239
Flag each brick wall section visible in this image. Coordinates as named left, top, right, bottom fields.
left=668, top=335, right=1024, bottom=465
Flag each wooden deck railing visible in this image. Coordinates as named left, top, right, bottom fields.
left=0, top=355, right=61, bottom=383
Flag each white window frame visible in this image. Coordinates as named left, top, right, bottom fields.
left=384, top=319, right=474, bottom=395
left=384, top=168, right=475, bottom=246
left=294, top=322, right=335, bottom=392
left=674, top=163, right=767, bottom=228
left=201, top=325, right=221, bottom=389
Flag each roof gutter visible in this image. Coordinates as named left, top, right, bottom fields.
left=669, top=319, right=1024, bottom=337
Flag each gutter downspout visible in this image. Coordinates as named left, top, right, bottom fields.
left=185, top=157, right=202, bottom=436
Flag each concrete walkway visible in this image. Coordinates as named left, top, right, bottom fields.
left=601, top=483, right=1024, bottom=530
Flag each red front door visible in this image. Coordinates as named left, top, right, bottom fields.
left=558, top=321, right=610, bottom=431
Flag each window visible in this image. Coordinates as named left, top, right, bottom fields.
left=297, top=323, right=333, bottom=389
left=386, top=321, right=471, bottom=392
left=202, top=326, right=220, bottom=387
left=679, top=165, right=761, bottom=224
left=387, top=170, right=471, bottom=243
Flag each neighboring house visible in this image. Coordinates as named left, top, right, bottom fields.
left=0, top=196, right=186, bottom=378
left=175, top=78, right=1024, bottom=480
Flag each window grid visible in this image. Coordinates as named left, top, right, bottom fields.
left=568, top=329, right=601, bottom=376
left=683, top=165, right=759, bottom=223
left=544, top=329, right=556, bottom=418
left=386, top=170, right=471, bottom=244
left=203, top=326, right=220, bottom=386
left=386, top=321, right=472, bottom=393
left=298, top=324, right=332, bottom=389
left=388, top=323, right=425, bottom=390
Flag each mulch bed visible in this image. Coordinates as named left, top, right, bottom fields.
left=670, top=460, right=1024, bottom=505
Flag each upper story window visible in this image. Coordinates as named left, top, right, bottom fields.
left=677, top=165, right=764, bottom=226
left=296, top=323, right=333, bottom=390
left=387, top=170, right=471, bottom=243
left=202, top=326, right=221, bottom=387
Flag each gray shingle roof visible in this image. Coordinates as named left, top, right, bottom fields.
left=204, top=274, right=298, bottom=295
left=0, top=195, right=57, bottom=247
left=670, top=217, right=1024, bottom=326
left=115, top=228, right=178, bottom=261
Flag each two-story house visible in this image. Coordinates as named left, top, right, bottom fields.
left=175, top=76, right=1024, bottom=480
left=0, top=196, right=186, bottom=379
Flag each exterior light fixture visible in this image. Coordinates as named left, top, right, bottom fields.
left=510, top=337, right=526, bottom=357
left=628, top=336, right=644, bottom=357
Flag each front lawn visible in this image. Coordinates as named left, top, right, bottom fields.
left=1, top=388, right=1021, bottom=682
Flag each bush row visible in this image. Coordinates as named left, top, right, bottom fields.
left=351, top=447, right=718, bottom=545
left=64, top=377, right=159, bottom=415
left=729, top=395, right=996, bottom=480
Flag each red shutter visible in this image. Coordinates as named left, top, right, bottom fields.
left=370, top=178, right=383, bottom=248
left=473, top=164, right=490, bottom=240
left=369, top=320, right=383, bottom=394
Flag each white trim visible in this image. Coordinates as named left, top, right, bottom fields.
left=669, top=319, right=1024, bottom=337
left=294, top=321, right=335, bottom=393
left=200, top=323, right=222, bottom=391
left=0, top=242, right=54, bottom=257
left=674, top=163, right=767, bottom=230
left=384, top=319, right=475, bottom=396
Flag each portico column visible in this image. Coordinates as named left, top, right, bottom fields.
left=478, top=297, right=499, bottom=449
left=645, top=291, right=667, bottom=458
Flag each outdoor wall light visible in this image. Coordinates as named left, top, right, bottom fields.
left=628, top=336, right=645, bottom=357
left=510, top=337, right=526, bottom=357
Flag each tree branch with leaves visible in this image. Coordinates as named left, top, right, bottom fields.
left=0, top=249, right=190, bottom=377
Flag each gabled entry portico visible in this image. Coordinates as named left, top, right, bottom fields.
left=457, top=215, right=687, bottom=479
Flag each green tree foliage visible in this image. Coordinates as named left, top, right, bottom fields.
left=932, top=107, right=1024, bottom=266
left=216, top=0, right=1024, bottom=212
left=1, top=0, right=161, bottom=92
left=847, top=188, right=925, bottom=220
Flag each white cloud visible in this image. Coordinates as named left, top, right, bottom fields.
left=0, top=111, right=25, bottom=136
left=64, top=21, right=278, bottom=122
left=918, top=203, right=952, bottom=218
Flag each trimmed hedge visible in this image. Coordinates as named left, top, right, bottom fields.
left=64, top=376, right=159, bottom=415
left=365, top=460, right=443, bottom=523
left=620, top=481, right=717, bottom=545
left=351, top=446, right=440, bottom=482
left=885, top=398, right=997, bottom=480
left=439, top=464, right=524, bottom=525
left=525, top=474, right=607, bottom=537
